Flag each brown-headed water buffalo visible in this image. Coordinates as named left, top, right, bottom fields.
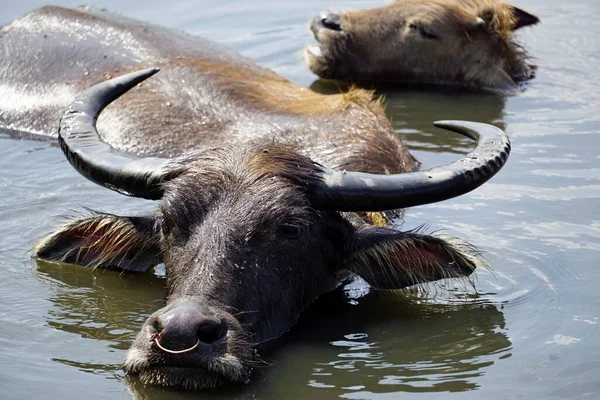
left=306, top=0, right=539, bottom=90
left=0, top=6, right=511, bottom=390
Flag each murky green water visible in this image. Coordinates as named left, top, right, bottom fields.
left=1, top=0, right=599, bottom=398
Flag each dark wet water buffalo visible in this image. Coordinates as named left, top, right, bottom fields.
left=1, top=6, right=510, bottom=390
left=306, top=0, right=539, bottom=90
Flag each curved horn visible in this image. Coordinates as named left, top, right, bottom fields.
left=58, top=68, right=172, bottom=200
left=315, top=121, right=510, bottom=211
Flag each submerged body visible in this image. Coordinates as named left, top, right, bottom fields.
left=306, top=0, right=539, bottom=90
left=1, top=6, right=511, bottom=390
left=0, top=6, right=411, bottom=173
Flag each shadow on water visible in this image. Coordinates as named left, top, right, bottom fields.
left=36, top=257, right=511, bottom=399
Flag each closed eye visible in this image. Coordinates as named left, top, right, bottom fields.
left=409, top=23, right=439, bottom=40
left=280, top=223, right=304, bottom=239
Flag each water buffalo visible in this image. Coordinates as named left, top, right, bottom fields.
left=3, top=6, right=511, bottom=390
left=306, top=0, right=540, bottom=90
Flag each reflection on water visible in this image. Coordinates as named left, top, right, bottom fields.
left=37, top=256, right=511, bottom=398
left=310, top=81, right=507, bottom=157
left=35, top=260, right=165, bottom=382
left=120, top=286, right=511, bottom=399
left=282, top=290, right=511, bottom=395
left=383, top=89, right=506, bottom=159
left=36, top=260, right=164, bottom=349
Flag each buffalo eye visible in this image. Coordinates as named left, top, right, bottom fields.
left=280, top=224, right=304, bottom=240
left=409, top=23, right=438, bottom=40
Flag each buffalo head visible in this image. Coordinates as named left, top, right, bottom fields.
left=34, top=69, right=510, bottom=389
left=306, top=0, right=539, bottom=90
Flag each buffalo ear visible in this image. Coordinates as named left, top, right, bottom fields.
left=34, top=213, right=161, bottom=272
left=486, top=68, right=518, bottom=92
left=348, top=227, right=481, bottom=290
left=512, top=7, right=540, bottom=30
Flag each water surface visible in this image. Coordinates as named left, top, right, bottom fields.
left=1, top=0, right=599, bottom=399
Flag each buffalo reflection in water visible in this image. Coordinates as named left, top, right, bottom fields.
left=310, top=79, right=508, bottom=157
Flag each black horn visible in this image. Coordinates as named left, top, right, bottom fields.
left=315, top=121, right=510, bottom=211
left=59, top=69, right=509, bottom=208
left=58, top=68, right=172, bottom=200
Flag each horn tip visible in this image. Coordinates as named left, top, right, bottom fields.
left=117, top=67, right=160, bottom=88
left=433, top=120, right=508, bottom=143
left=433, top=120, right=476, bottom=130
left=105, top=67, right=161, bottom=96
left=144, top=66, right=161, bottom=75
left=134, top=67, right=161, bottom=81
left=433, top=120, right=480, bottom=141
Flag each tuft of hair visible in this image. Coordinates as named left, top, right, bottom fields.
left=208, top=355, right=247, bottom=383
left=247, top=144, right=325, bottom=189
left=122, top=348, right=151, bottom=372
left=365, top=212, right=389, bottom=228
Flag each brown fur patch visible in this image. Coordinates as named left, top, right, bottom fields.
left=168, top=59, right=380, bottom=116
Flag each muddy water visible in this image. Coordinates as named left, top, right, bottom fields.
left=0, top=0, right=599, bottom=399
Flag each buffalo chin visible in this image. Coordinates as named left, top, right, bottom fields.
left=134, top=366, right=226, bottom=390
left=304, top=45, right=333, bottom=79
left=123, top=347, right=252, bottom=390
left=125, top=362, right=250, bottom=390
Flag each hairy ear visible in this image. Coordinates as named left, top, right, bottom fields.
left=34, top=212, right=161, bottom=272
left=348, top=227, right=481, bottom=290
left=512, top=7, right=540, bottom=30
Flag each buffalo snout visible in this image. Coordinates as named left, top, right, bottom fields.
left=311, top=12, right=343, bottom=35
left=124, top=300, right=253, bottom=389
left=150, top=303, right=228, bottom=353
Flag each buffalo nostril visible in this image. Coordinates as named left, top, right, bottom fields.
left=151, top=304, right=228, bottom=353
left=321, top=16, right=342, bottom=32
left=197, top=319, right=228, bottom=344
left=150, top=316, right=163, bottom=332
